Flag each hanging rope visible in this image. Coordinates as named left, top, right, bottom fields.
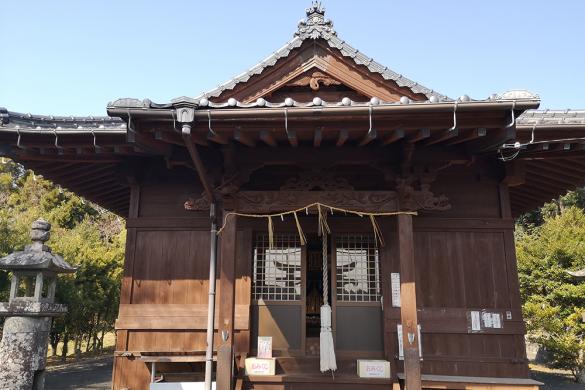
left=217, top=202, right=417, bottom=248
left=322, top=231, right=328, bottom=306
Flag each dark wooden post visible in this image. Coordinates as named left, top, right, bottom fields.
left=217, top=210, right=237, bottom=390
left=397, top=214, right=422, bottom=389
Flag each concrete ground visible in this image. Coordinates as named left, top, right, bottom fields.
left=45, top=357, right=584, bottom=390
left=45, top=355, right=112, bottom=390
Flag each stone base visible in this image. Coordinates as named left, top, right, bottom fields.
left=0, top=316, right=51, bottom=389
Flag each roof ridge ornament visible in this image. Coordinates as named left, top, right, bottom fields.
left=296, top=1, right=336, bottom=39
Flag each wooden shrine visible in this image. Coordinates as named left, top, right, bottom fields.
left=3, top=2, right=584, bottom=389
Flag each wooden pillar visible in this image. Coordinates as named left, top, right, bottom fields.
left=217, top=211, right=237, bottom=390
left=397, top=214, right=422, bottom=390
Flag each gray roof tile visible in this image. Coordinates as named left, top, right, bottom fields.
left=517, top=109, right=585, bottom=126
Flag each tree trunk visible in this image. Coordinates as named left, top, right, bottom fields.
left=74, top=337, right=81, bottom=360
left=99, top=330, right=106, bottom=353
left=49, top=333, right=60, bottom=357
left=61, top=334, right=69, bottom=362
left=576, top=367, right=585, bottom=383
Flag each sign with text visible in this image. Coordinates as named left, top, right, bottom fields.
left=245, top=357, right=276, bottom=376
left=357, top=359, right=391, bottom=378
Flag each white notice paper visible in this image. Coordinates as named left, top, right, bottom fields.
left=492, top=313, right=502, bottom=329
left=257, top=337, right=273, bottom=358
left=391, top=273, right=401, bottom=307
left=470, top=311, right=481, bottom=331
left=482, top=312, right=493, bottom=328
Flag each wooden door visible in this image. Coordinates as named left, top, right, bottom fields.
left=250, top=233, right=306, bottom=356
left=332, top=233, right=384, bottom=357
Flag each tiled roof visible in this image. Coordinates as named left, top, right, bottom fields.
left=189, top=2, right=449, bottom=102
left=0, top=107, right=125, bottom=131
left=517, top=109, right=585, bottom=127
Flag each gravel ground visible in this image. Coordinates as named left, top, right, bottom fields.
left=45, top=355, right=112, bottom=390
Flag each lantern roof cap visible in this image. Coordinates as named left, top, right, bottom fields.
left=0, top=219, right=76, bottom=273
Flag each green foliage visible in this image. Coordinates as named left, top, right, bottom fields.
left=0, top=158, right=125, bottom=358
left=517, top=205, right=585, bottom=382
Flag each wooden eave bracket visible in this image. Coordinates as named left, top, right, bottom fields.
left=177, top=107, right=216, bottom=203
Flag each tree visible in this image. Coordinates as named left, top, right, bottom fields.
left=517, top=206, right=585, bottom=382
left=0, top=158, right=125, bottom=360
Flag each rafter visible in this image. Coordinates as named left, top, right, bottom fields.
left=423, top=129, right=459, bottom=146
left=287, top=129, right=298, bottom=147
left=406, top=129, right=430, bottom=143
left=446, top=128, right=487, bottom=146
left=260, top=130, right=277, bottom=147
left=336, top=129, right=348, bottom=147
left=382, top=129, right=405, bottom=145
left=233, top=128, right=256, bottom=147
left=314, top=127, right=323, bottom=147
left=359, top=129, right=377, bottom=146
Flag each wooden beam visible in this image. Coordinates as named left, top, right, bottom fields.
left=29, top=163, right=75, bottom=175
left=511, top=186, right=553, bottom=203
left=127, top=130, right=173, bottom=156
left=397, top=214, right=422, bottom=390
left=382, top=129, right=405, bottom=145
left=217, top=212, right=237, bottom=390
left=82, top=184, right=127, bottom=199
left=260, top=130, right=277, bottom=147
left=445, top=128, right=487, bottom=146
left=526, top=167, right=576, bottom=188
left=60, top=164, right=115, bottom=182
left=207, top=131, right=230, bottom=145
left=158, top=129, right=208, bottom=147
left=182, top=126, right=215, bottom=202
left=314, top=127, right=323, bottom=147
left=406, top=128, right=430, bottom=143
left=465, top=127, right=514, bottom=153
left=530, top=163, right=585, bottom=182
left=545, top=161, right=585, bottom=178
left=336, top=129, right=348, bottom=147
left=501, top=160, right=525, bottom=187
left=359, top=129, right=378, bottom=146
left=233, top=128, right=256, bottom=147
left=423, top=129, right=459, bottom=146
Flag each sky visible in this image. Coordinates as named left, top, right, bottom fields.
left=1, top=0, right=584, bottom=116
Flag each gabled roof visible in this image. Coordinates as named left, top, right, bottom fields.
left=187, top=2, right=449, bottom=103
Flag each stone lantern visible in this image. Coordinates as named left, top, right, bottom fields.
left=0, top=219, right=76, bottom=390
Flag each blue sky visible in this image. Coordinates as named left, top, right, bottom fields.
left=1, top=1, right=583, bottom=116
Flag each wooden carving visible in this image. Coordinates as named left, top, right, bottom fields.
left=184, top=168, right=450, bottom=213
left=235, top=191, right=398, bottom=213
left=280, top=171, right=353, bottom=191
left=184, top=192, right=211, bottom=211
left=396, top=171, right=451, bottom=212
left=287, top=71, right=342, bottom=91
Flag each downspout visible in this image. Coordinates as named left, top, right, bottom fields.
left=178, top=107, right=217, bottom=390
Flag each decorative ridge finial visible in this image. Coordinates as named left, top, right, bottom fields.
left=296, top=1, right=335, bottom=39
left=306, top=1, right=325, bottom=16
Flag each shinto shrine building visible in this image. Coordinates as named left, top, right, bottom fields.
left=2, top=3, right=584, bottom=390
